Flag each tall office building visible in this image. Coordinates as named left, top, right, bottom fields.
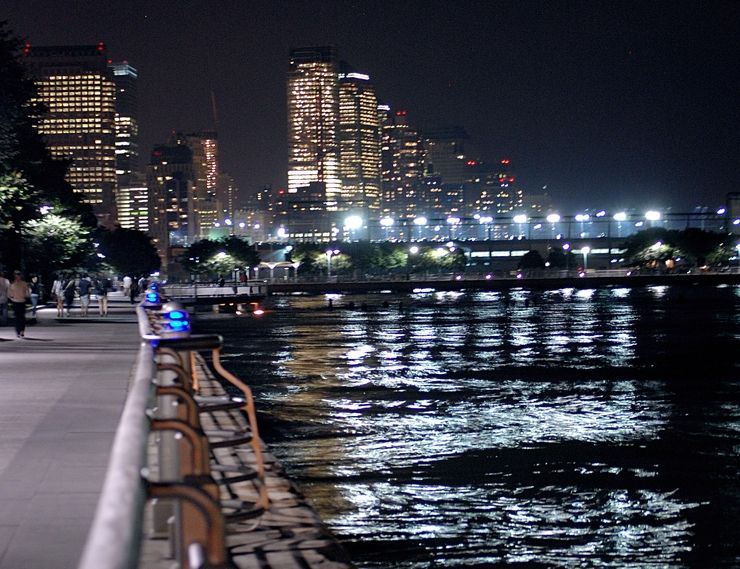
left=422, top=126, right=473, bottom=185
left=173, top=131, right=219, bottom=238
left=287, top=46, right=341, bottom=209
left=109, top=61, right=139, bottom=187
left=379, top=107, right=426, bottom=219
left=147, top=142, right=196, bottom=253
left=338, top=67, right=381, bottom=213
left=24, top=43, right=117, bottom=225
left=116, top=185, right=149, bottom=231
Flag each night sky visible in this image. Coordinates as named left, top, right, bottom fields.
left=5, top=1, right=739, bottom=212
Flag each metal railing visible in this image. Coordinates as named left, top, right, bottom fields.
left=78, top=333, right=156, bottom=569
left=79, top=300, right=269, bottom=569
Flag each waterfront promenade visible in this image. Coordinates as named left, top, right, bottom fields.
left=0, top=301, right=138, bottom=569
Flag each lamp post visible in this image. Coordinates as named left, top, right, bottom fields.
left=326, top=249, right=340, bottom=279
left=380, top=216, right=394, bottom=241
left=563, top=243, right=571, bottom=274
left=513, top=214, right=527, bottom=239
left=345, top=215, right=363, bottom=241
left=547, top=213, right=560, bottom=238
left=413, top=216, right=427, bottom=241
left=479, top=215, right=493, bottom=264
left=446, top=216, right=460, bottom=240
left=406, top=245, right=419, bottom=280
left=581, top=246, right=591, bottom=274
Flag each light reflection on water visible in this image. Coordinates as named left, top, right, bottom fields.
left=204, top=285, right=739, bottom=568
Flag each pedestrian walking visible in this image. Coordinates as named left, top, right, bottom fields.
left=8, top=270, right=30, bottom=338
left=29, top=275, right=41, bottom=317
left=78, top=275, right=92, bottom=317
left=122, top=275, right=132, bottom=297
left=52, top=275, right=64, bottom=317
left=129, top=278, right=140, bottom=304
left=63, top=278, right=76, bottom=317
left=96, top=277, right=111, bottom=316
left=0, top=271, right=9, bottom=326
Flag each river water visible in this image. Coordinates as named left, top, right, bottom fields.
left=196, top=284, right=739, bottom=568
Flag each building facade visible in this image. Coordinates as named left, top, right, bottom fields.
left=24, top=43, right=117, bottom=225
left=287, top=46, right=342, bottom=209
left=109, top=61, right=139, bottom=188
left=338, top=68, right=381, bottom=214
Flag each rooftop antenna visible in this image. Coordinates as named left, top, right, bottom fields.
left=210, top=88, right=219, bottom=131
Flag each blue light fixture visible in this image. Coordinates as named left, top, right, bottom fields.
left=160, top=301, right=191, bottom=337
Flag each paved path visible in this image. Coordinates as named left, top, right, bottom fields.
left=0, top=301, right=138, bottom=569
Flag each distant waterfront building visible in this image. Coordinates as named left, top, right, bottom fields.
left=216, top=172, right=237, bottom=220
left=379, top=107, right=426, bottom=220
left=24, top=43, right=117, bottom=225
left=338, top=67, right=381, bottom=214
left=171, top=131, right=220, bottom=239
left=422, top=126, right=473, bottom=186
left=109, top=61, right=139, bottom=188
left=287, top=46, right=342, bottom=209
left=147, top=142, right=195, bottom=254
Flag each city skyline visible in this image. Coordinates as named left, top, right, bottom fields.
left=5, top=1, right=738, bottom=212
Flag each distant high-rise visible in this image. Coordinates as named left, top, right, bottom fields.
left=338, top=67, right=381, bottom=213
left=287, top=46, right=341, bottom=209
left=109, top=61, right=139, bottom=187
left=116, top=185, right=149, bottom=231
left=24, top=43, right=117, bottom=225
left=147, top=142, right=195, bottom=252
left=379, top=107, right=426, bottom=219
left=422, top=126, right=473, bottom=185
left=173, top=131, right=220, bottom=238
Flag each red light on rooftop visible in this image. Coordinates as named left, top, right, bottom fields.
left=466, top=160, right=478, bottom=166
left=501, top=159, right=510, bottom=165
left=395, top=110, right=408, bottom=116
left=152, top=150, right=162, bottom=157
left=22, top=42, right=31, bottom=56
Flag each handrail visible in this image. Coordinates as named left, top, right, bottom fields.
left=78, top=340, right=156, bottom=569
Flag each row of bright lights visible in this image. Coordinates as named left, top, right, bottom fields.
left=212, top=209, right=740, bottom=235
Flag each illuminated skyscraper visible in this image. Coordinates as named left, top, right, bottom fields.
left=147, top=142, right=195, bottom=253
left=109, top=61, right=139, bottom=187
left=338, top=67, right=381, bottom=213
left=116, top=185, right=149, bottom=231
left=379, top=107, right=426, bottom=219
left=173, top=131, right=219, bottom=238
left=24, top=43, right=117, bottom=225
left=287, top=46, right=341, bottom=209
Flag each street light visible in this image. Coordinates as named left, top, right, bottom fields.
left=406, top=245, right=419, bottom=280
left=563, top=242, right=571, bottom=273
left=513, top=214, right=527, bottom=239
left=645, top=210, right=661, bottom=224
left=325, top=249, right=340, bottom=278
left=345, top=215, right=363, bottom=241
left=446, top=217, right=461, bottom=240
left=581, top=246, right=591, bottom=274
left=380, top=216, right=394, bottom=241
left=413, top=216, right=427, bottom=241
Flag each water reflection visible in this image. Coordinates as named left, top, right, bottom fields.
left=208, top=285, right=739, bottom=568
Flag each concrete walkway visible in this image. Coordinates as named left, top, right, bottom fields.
left=0, top=301, right=139, bottom=569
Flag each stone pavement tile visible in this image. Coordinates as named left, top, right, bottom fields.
left=0, top=500, right=28, bottom=526
left=39, top=465, right=107, bottom=494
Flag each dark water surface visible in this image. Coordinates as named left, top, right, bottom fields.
left=197, top=285, right=739, bottom=568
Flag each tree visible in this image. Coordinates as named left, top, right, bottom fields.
left=545, top=247, right=575, bottom=269
left=96, top=227, right=160, bottom=277
left=0, top=21, right=94, bottom=271
left=181, top=237, right=259, bottom=279
left=518, top=250, right=545, bottom=270
left=22, top=211, right=94, bottom=287
left=675, top=228, right=726, bottom=267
